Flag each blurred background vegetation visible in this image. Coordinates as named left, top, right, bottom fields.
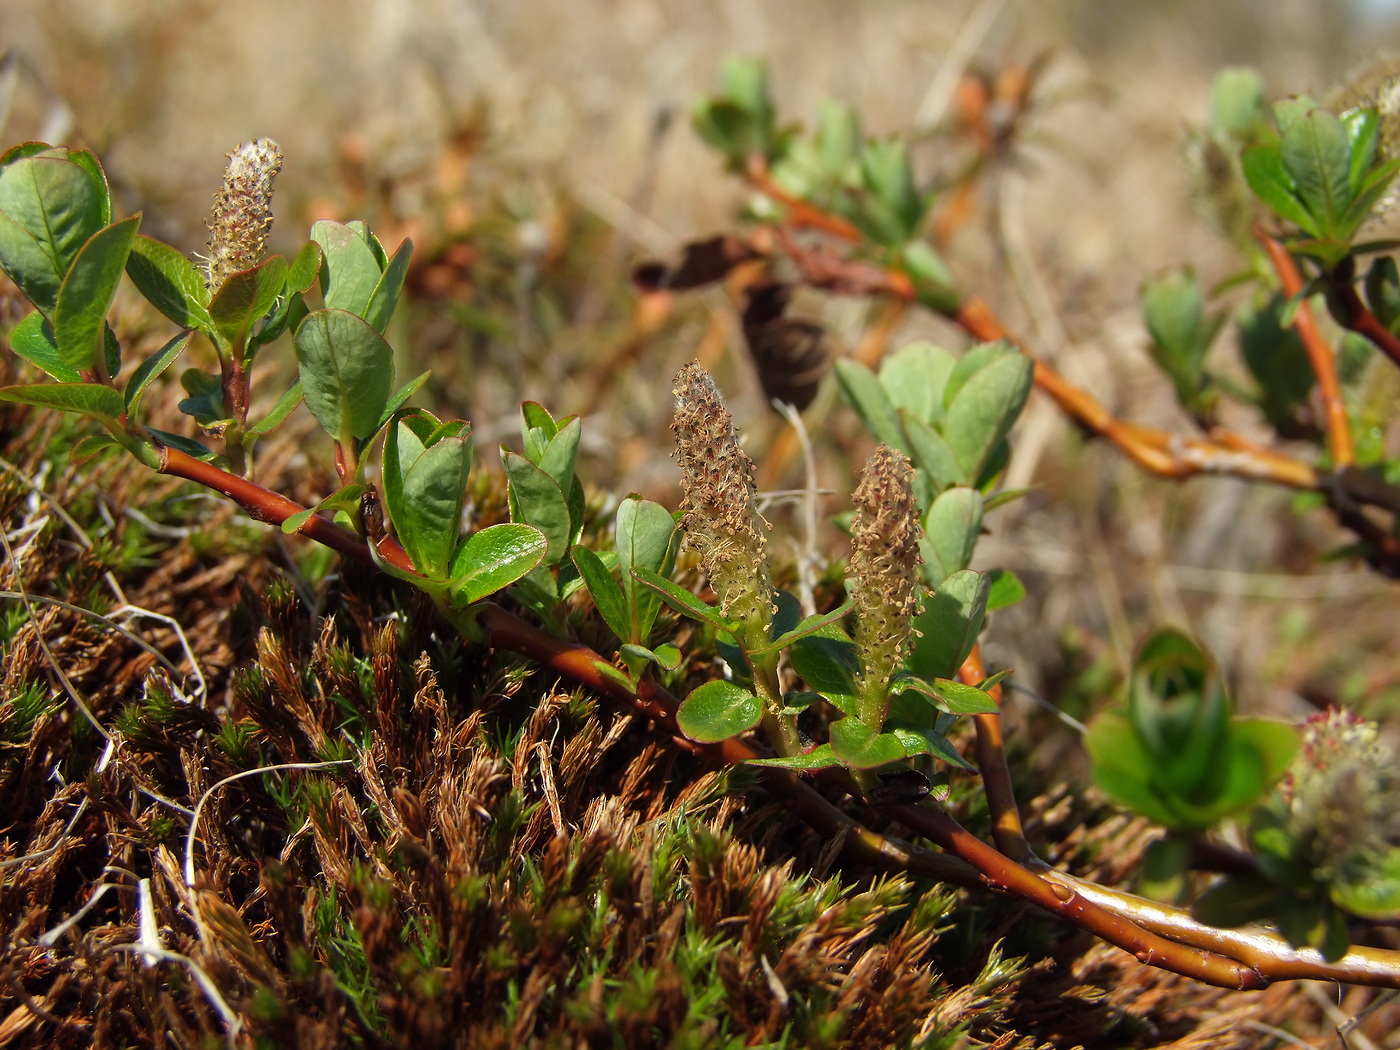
left=8, top=0, right=1400, bottom=775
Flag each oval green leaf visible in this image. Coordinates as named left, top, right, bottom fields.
left=449, top=523, right=549, bottom=605
left=677, top=680, right=762, bottom=743
left=294, top=308, right=395, bottom=442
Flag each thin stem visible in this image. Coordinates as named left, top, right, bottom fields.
left=1257, top=228, right=1354, bottom=467
left=959, top=645, right=1032, bottom=862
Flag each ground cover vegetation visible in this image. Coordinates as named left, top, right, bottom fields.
left=2, top=27, right=1400, bottom=1050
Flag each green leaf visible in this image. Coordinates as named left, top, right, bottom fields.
left=286, top=239, right=323, bottom=296
left=294, top=308, right=395, bottom=442
left=311, top=219, right=384, bottom=320
left=616, top=496, right=680, bottom=643
left=1140, top=268, right=1223, bottom=409
left=247, top=380, right=304, bottom=436
left=1331, top=849, right=1400, bottom=919
left=894, top=674, right=999, bottom=715
left=1276, top=896, right=1349, bottom=961
left=1084, top=711, right=1182, bottom=827
left=383, top=412, right=472, bottom=581
left=448, top=523, right=549, bottom=605
left=0, top=381, right=124, bottom=421
left=125, top=330, right=192, bottom=414
left=69, top=431, right=119, bottom=464
left=146, top=427, right=216, bottom=461
left=0, top=151, right=106, bottom=315
left=750, top=599, right=856, bottom=659
left=677, top=680, right=762, bottom=743
left=177, top=368, right=227, bottom=426
left=208, top=254, right=288, bottom=355
left=536, top=416, right=582, bottom=490
left=888, top=723, right=974, bottom=772
left=502, top=450, right=572, bottom=564
left=1139, top=835, right=1192, bottom=904
left=1241, top=146, right=1317, bottom=234
left=571, top=544, right=630, bottom=641
left=834, top=358, right=906, bottom=451
left=829, top=717, right=906, bottom=769
left=942, top=348, right=1033, bottom=485
left=908, top=569, right=989, bottom=682
left=985, top=568, right=1026, bottom=610
left=745, top=744, right=842, bottom=771
left=880, top=341, right=956, bottom=428
left=901, top=413, right=965, bottom=494
left=369, top=370, right=431, bottom=443
left=921, top=486, right=983, bottom=584
left=630, top=566, right=737, bottom=634
left=363, top=237, right=412, bottom=333
left=126, top=234, right=211, bottom=331
left=789, top=628, right=860, bottom=713
left=1279, top=107, right=1353, bottom=237
left=51, top=215, right=140, bottom=373
left=7, top=310, right=79, bottom=382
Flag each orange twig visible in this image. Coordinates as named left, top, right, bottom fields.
left=1257, top=228, right=1354, bottom=467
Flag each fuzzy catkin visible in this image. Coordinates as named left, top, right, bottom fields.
left=670, top=363, right=773, bottom=629
left=204, top=139, right=283, bottom=292
left=849, top=444, right=921, bottom=691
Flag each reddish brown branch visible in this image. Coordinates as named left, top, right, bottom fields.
left=888, top=799, right=1266, bottom=989
left=1257, top=228, right=1354, bottom=466
left=958, top=645, right=1032, bottom=862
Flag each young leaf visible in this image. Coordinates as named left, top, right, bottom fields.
left=880, top=341, right=956, bottom=429
left=53, top=215, right=140, bottom=374
left=894, top=674, right=1000, bottom=715
left=677, top=680, right=763, bottom=743
left=0, top=382, right=124, bottom=422
left=985, top=568, right=1026, bottom=610
left=571, top=543, right=630, bottom=641
left=1241, top=145, right=1317, bottom=234
left=829, top=717, right=906, bottom=769
left=247, top=381, right=305, bottom=436
left=448, top=523, right=549, bottom=605
left=789, top=628, right=860, bottom=715
left=208, top=254, right=289, bottom=355
left=177, top=368, right=227, bottom=426
left=616, top=496, right=680, bottom=643
left=384, top=413, right=472, bottom=581
left=363, top=237, right=412, bottom=333
left=749, top=599, right=855, bottom=659
left=745, top=744, right=843, bottom=771
left=294, top=308, right=395, bottom=442
left=126, top=234, right=212, bottom=331
left=1279, top=107, right=1353, bottom=237
left=125, top=331, right=193, bottom=414
left=941, top=349, right=1033, bottom=485
left=901, top=413, right=965, bottom=494
left=502, top=450, right=572, bottom=563
left=834, top=358, right=906, bottom=451
left=907, top=569, right=989, bottom=682
left=311, top=219, right=383, bottom=320
left=8, top=310, right=79, bottom=382
left=921, top=486, right=983, bottom=585
left=630, top=566, right=738, bottom=634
